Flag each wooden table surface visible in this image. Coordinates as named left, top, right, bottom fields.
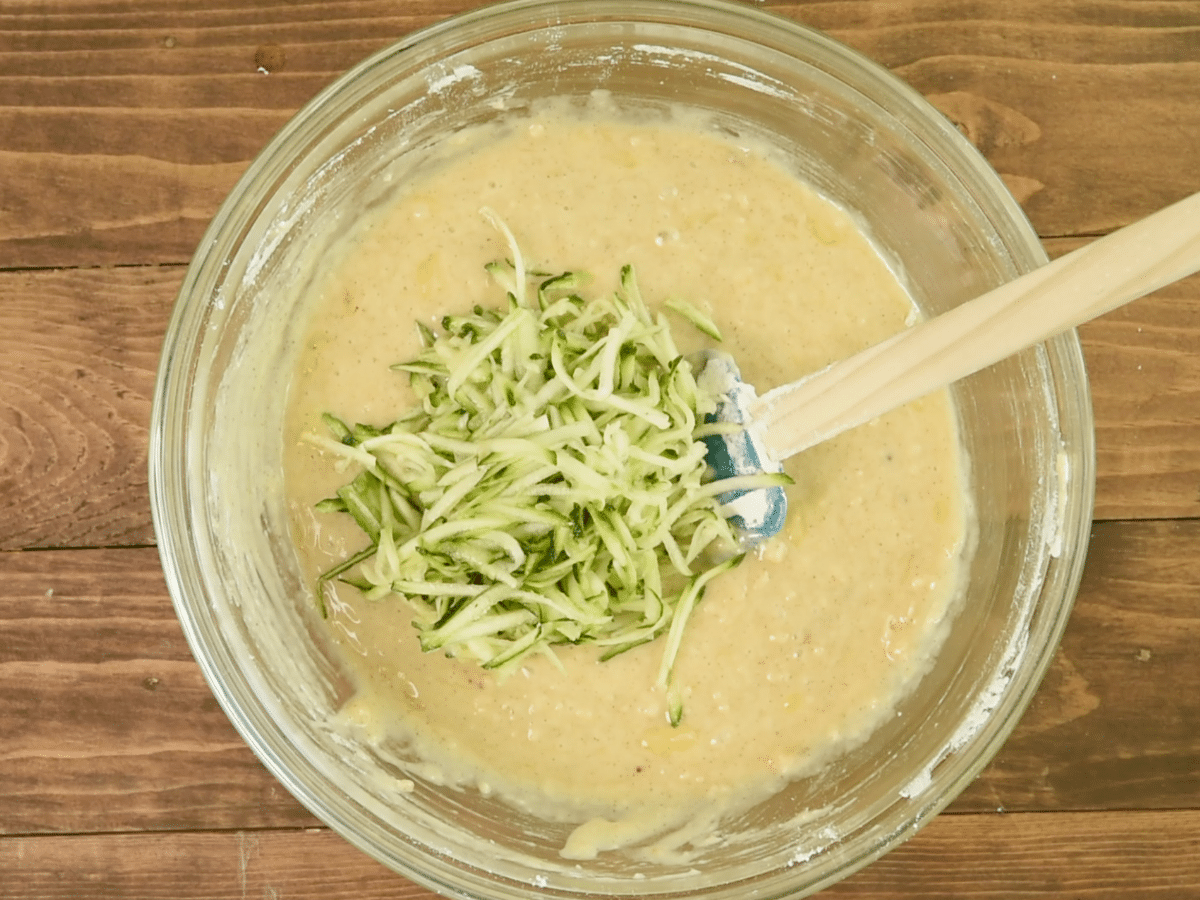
left=3, top=1, right=1199, bottom=897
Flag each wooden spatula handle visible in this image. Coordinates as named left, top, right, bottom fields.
left=752, top=190, right=1200, bottom=461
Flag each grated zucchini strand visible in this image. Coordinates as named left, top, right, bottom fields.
left=309, top=215, right=791, bottom=724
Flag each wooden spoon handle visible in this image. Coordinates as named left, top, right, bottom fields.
left=751, top=190, right=1200, bottom=461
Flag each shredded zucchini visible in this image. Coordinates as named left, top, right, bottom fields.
left=309, top=214, right=790, bottom=724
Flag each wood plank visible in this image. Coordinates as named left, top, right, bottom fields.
left=0, top=267, right=177, bottom=551
left=3, top=808, right=1200, bottom=899
left=2, top=1, right=1198, bottom=268
left=0, top=547, right=319, bottom=835
left=0, top=827, right=437, bottom=900
left=1081, top=269, right=1200, bottom=522
left=3, top=255, right=1196, bottom=553
left=0, top=0, right=471, bottom=269
left=829, top=809, right=1200, bottom=898
left=770, top=1, right=1200, bottom=235
left=1, top=520, right=1197, bottom=836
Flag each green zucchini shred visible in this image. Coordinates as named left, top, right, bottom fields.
left=311, top=225, right=777, bottom=724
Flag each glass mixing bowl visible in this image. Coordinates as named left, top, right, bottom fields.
left=149, top=1, right=1095, bottom=897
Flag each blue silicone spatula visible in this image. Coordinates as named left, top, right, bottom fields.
left=701, top=189, right=1200, bottom=546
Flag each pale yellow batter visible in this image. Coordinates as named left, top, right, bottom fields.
left=283, top=105, right=967, bottom=858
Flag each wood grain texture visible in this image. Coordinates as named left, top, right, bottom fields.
left=0, top=827, right=437, bottom=900
left=1073, top=259, right=1200, bottom=521
left=2, top=0, right=1198, bottom=268
left=3, top=808, right=1200, bottom=899
left=952, top=518, right=1200, bottom=813
left=828, top=808, right=1200, bottom=898
left=773, top=0, right=1200, bottom=231
left=0, top=0, right=471, bottom=268
left=1, top=520, right=1196, bottom=836
left=0, top=547, right=320, bottom=836
left=0, top=266, right=178, bottom=551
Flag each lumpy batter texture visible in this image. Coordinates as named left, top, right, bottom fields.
left=283, top=105, right=967, bottom=858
